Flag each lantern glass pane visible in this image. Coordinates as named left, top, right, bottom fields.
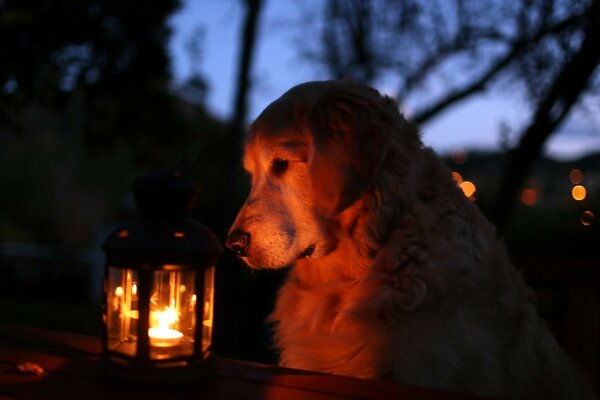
left=106, top=267, right=139, bottom=357
left=149, top=268, right=195, bottom=359
left=202, top=266, right=215, bottom=352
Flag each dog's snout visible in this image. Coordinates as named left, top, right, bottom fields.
left=226, top=230, right=251, bottom=256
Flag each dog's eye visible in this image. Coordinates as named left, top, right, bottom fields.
left=271, top=158, right=289, bottom=177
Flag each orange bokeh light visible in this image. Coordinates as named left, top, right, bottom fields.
left=569, top=169, right=583, bottom=184
left=451, top=148, right=468, bottom=165
left=451, top=171, right=463, bottom=185
left=580, top=210, right=594, bottom=226
left=521, top=188, right=538, bottom=206
left=572, top=185, right=586, bottom=201
left=459, top=181, right=477, bottom=199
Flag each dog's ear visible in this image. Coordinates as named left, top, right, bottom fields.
left=308, top=85, right=392, bottom=215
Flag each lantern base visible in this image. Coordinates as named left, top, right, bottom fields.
left=103, top=351, right=216, bottom=384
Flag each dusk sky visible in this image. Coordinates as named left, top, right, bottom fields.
left=168, top=0, right=600, bottom=160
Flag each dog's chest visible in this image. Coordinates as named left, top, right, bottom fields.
left=271, top=281, right=387, bottom=379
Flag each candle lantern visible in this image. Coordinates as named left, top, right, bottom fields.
left=102, top=170, right=222, bottom=382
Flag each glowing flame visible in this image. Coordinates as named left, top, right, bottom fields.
left=148, top=306, right=183, bottom=346
left=569, top=169, right=583, bottom=184
left=521, top=188, right=538, bottom=206
left=572, top=185, right=586, bottom=201
left=115, top=286, right=124, bottom=297
left=155, top=307, right=178, bottom=331
left=131, top=283, right=137, bottom=296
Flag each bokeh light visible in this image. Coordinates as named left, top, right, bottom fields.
left=521, top=188, right=538, bottom=206
left=451, top=148, right=468, bottom=165
left=451, top=171, right=463, bottom=185
left=569, top=169, right=583, bottom=184
left=459, top=181, right=477, bottom=200
left=580, top=210, right=594, bottom=226
left=571, top=185, right=587, bottom=201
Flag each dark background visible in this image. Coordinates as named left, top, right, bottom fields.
left=0, top=0, right=598, bottom=385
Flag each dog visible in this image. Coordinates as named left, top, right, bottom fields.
left=226, top=81, right=595, bottom=399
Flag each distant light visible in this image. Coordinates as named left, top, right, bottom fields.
left=459, top=181, right=477, bottom=200
left=572, top=185, right=587, bottom=201
left=118, top=229, right=129, bottom=238
left=580, top=210, right=594, bottom=226
left=451, top=148, right=468, bottom=165
left=174, top=232, right=185, bottom=238
left=451, top=171, right=463, bottom=185
left=569, top=169, right=583, bottom=184
left=131, top=284, right=138, bottom=296
left=115, top=286, right=124, bottom=297
left=521, top=188, right=538, bottom=206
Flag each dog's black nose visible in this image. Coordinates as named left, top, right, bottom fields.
left=226, top=230, right=250, bottom=257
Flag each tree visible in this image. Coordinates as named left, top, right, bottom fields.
left=301, top=0, right=600, bottom=230
left=0, top=0, right=195, bottom=166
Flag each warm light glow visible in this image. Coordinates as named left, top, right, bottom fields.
left=451, top=148, right=468, bottom=165
left=149, top=306, right=183, bottom=347
left=190, top=294, right=197, bottom=306
left=569, top=169, right=583, bottom=184
left=581, top=210, right=594, bottom=226
left=521, top=188, right=538, bottom=206
left=459, top=181, right=477, bottom=199
left=157, top=307, right=178, bottom=330
left=203, top=300, right=213, bottom=328
left=451, top=171, right=463, bottom=185
left=179, top=285, right=186, bottom=293
left=572, top=185, right=587, bottom=201
left=174, top=232, right=185, bottom=238
left=115, top=286, right=124, bottom=297
left=117, top=229, right=129, bottom=238
left=131, top=283, right=137, bottom=296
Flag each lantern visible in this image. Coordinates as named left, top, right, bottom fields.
left=102, top=170, right=222, bottom=382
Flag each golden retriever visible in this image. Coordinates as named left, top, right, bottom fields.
left=226, top=81, right=595, bottom=399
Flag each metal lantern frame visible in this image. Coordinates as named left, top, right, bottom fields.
left=102, top=170, right=222, bottom=383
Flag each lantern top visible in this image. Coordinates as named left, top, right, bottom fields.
left=132, top=169, right=199, bottom=219
left=103, top=170, right=222, bottom=267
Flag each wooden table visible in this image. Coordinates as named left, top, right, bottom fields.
left=0, top=323, right=488, bottom=399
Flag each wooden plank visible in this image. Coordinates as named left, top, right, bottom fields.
left=216, top=358, right=488, bottom=400
left=0, top=323, right=100, bottom=355
left=0, top=324, right=497, bottom=399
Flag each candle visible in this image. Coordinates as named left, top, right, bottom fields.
left=149, top=307, right=183, bottom=347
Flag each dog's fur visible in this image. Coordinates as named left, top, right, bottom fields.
left=227, top=81, right=595, bottom=399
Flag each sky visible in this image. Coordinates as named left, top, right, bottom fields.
left=168, top=1, right=600, bottom=161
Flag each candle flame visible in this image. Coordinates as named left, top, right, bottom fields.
left=155, top=306, right=178, bottom=331
left=115, top=286, right=124, bottom=297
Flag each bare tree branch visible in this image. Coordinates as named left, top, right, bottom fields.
left=491, top=0, right=600, bottom=232
left=411, top=10, right=587, bottom=124
left=230, top=0, right=263, bottom=141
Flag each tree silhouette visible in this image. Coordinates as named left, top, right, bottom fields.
left=302, top=0, right=600, bottom=230
left=0, top=0, right=194, bottom=166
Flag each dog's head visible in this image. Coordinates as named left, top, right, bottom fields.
left=226, top=81, right=421, bottom=269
